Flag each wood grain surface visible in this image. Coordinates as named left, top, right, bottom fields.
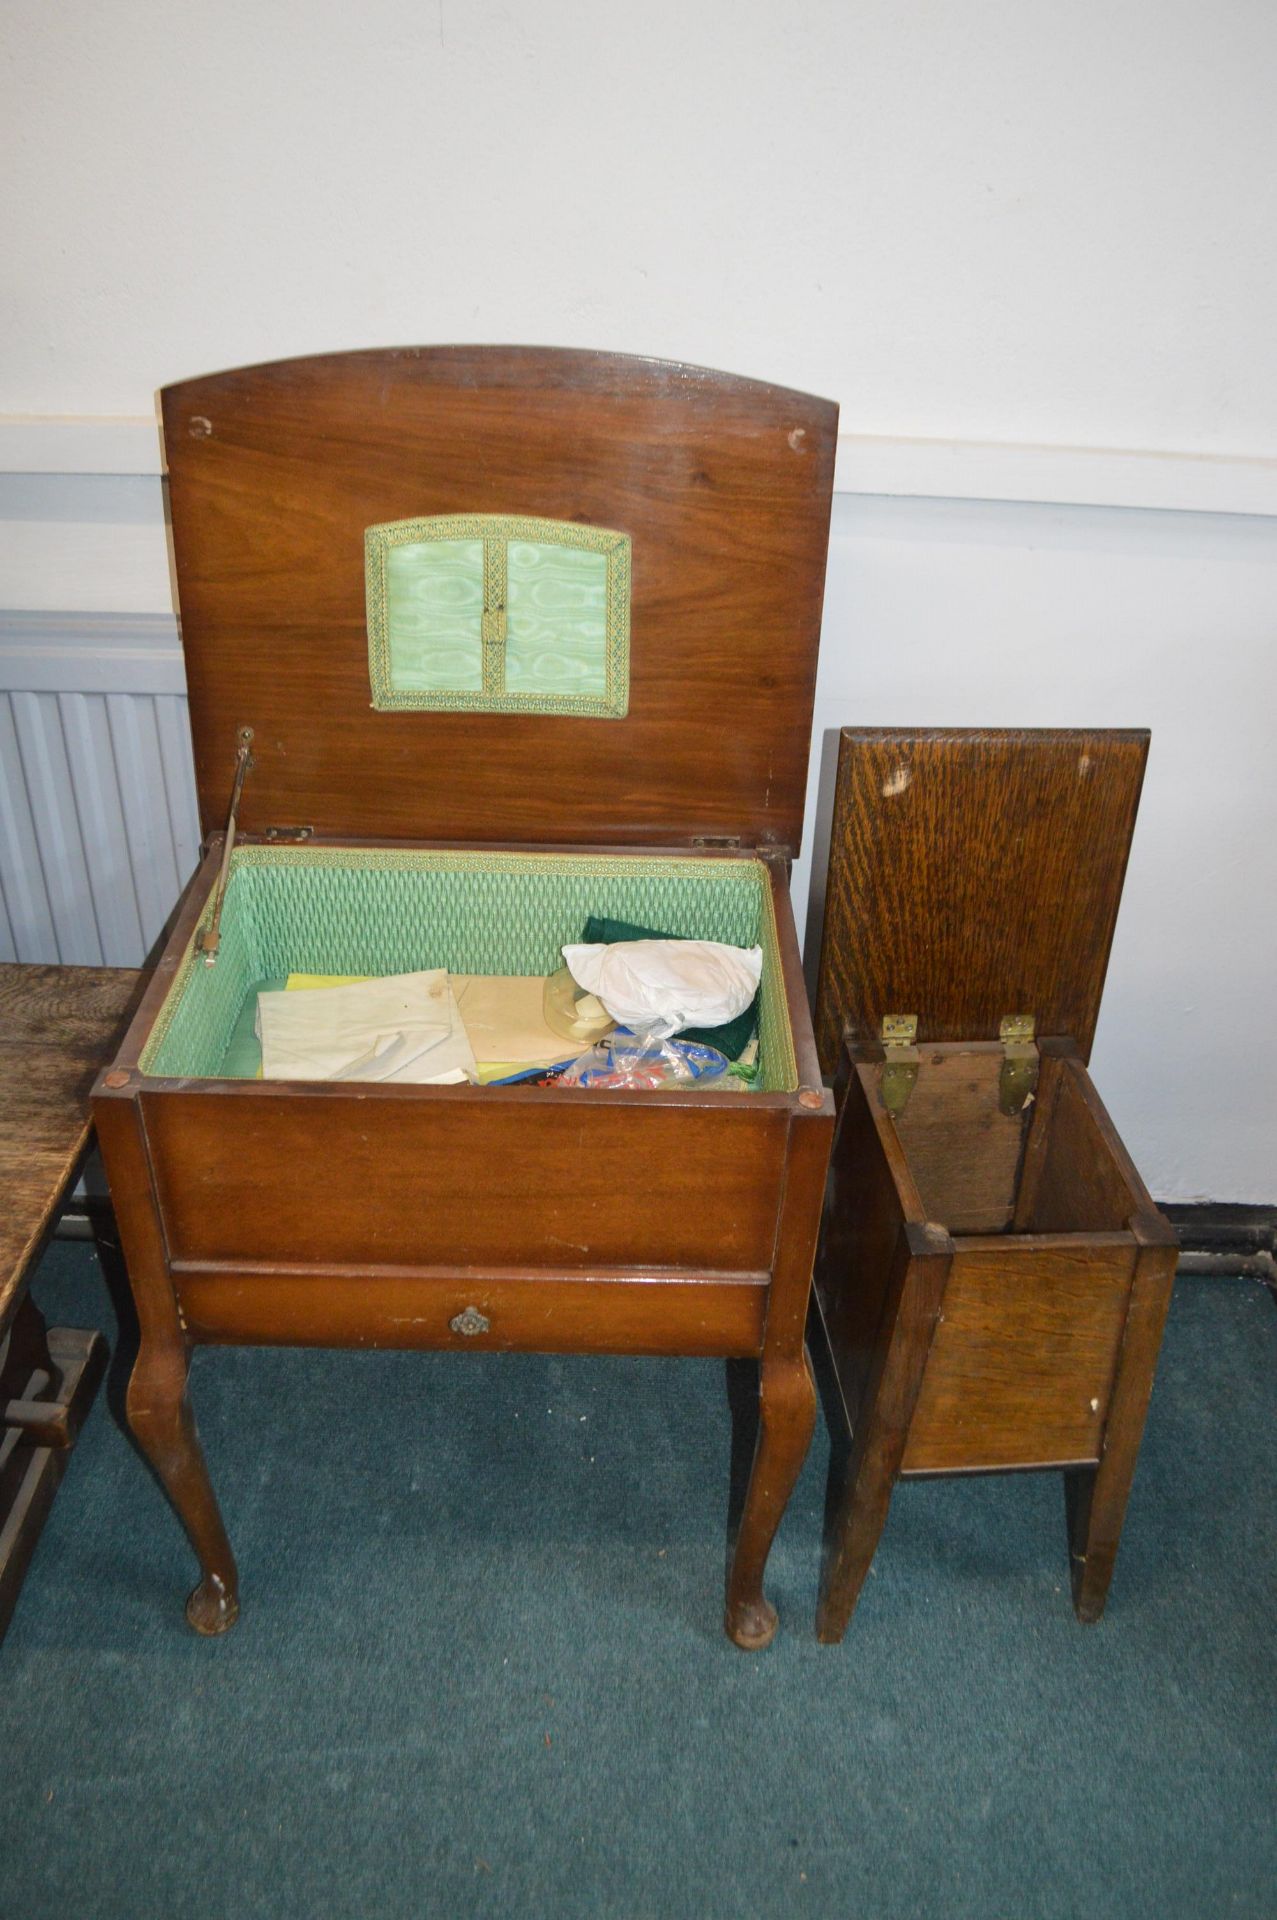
left=173, top=1264, right=769, bottom=1358
left=899, top=1236, right=1136, bottom=1473
left=0, top=965, right=142, bottom=1325
left=141, top=1089, right=790, bottom=1273
left=814, top=727, right=1150, bottom=1072
left=1017, top=1055, right=1145, bottom=1234
left=812, top=1058, right=921, bottom=1436
left=1066, top=1218, right=1178, bottom=1620
left=162, top=347, right=838, bottom=853
left=885, top=1045, right=1028, bottom=1233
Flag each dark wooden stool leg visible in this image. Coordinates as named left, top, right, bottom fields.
left=816, top=1221, right=951, bottom=1643
left=95, top=1094, right=239, bottom=1634
left=126, top=1336, right=239, bottom=1634
left=1, top=1298, right=108, bottom=1645
left=725, top=1107, right=831, bottom=1651
left=1066, top=1228, right=1177, bottom=1623
left=725, top=1347, right=816, bottom=1649
left=3, top=1293, right=59, bottom=1398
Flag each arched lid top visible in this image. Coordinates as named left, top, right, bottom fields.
left=162, top=346, right=838, bottom=849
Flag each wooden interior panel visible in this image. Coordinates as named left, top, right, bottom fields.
left=885, top=1045, right=1028, bottom=1233
left=162, top=348, right=837, bottom=852
left=173, top=1263, right=767, bottom=1357
left=1019, top=1058, right=1144, bottom=1235
left=815, top=727, right=1150, bottom=1071
left=142, top=1090, right=789, bottom=1275
left=901, top=1237, right=1136, bottom=1473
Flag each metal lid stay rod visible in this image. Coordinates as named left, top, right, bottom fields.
left=195, top=727, right=254, bottom=966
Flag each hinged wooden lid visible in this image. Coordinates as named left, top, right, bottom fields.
left=162, top=347, right=837, bottom=850
left=813, top=727, right=1150, bottom=1072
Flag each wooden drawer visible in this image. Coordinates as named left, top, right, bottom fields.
left=172, top=1260, right=768, bottom=1357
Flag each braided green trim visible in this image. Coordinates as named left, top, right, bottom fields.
left=480, top=536, right=507, bottom=696
left=225, top=846, right=719, bottom=879
left=366, top=514, right=631, bottom=718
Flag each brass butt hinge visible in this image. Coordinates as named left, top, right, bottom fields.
left=879, top=1013, right=919, bottom=1117
left=195, top=727, right=254, bottom=965
left=689, top=837, right=793, bottom=862
left=999, top=1012, right=1038, bottom=1115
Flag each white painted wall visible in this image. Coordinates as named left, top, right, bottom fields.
left=2, top=0, right=1275, bottom=1200
left=4, top=0, right=1277, bottom=456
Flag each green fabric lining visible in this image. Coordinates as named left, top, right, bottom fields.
left=384, top=536, right=485, bottom=692
left=366, top=515, right=631, bottom=718
left=578, top=914, right=758, bottom=1057
left=140, top=847, right=797, bottom=1092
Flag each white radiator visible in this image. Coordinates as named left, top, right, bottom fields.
left=0, top=614, right=199, bottom=966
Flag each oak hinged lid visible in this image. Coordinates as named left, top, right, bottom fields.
left=162, top=347, right=838, bottom=852
left=813, top=727, right=1150, bottom=1073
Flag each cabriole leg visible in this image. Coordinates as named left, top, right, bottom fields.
left=95, top=1091, right=239, bottom=1635
left=725, top=1347, right=817, bottom=1650
left=724, top=1106, right=833, bottom=1650
left=127, top=1337, right=239, bottom=1635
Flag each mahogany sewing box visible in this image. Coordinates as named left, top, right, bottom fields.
left=811, top=727, right=1178, bottom=1641
left=92, top=347, right=838, bottom=1648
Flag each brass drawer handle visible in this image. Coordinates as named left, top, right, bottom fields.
left=449, top=1307, right=490, bottom=1337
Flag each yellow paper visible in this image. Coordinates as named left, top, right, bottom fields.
left=286, top=973, right=370, bottom=991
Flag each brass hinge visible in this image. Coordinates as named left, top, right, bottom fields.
left=195, top=727, right=254, bottom=966
left=999, top=1012, right=1039, bottom=1115
left=689, top=837, right=794, bottom=861
left=264, top=825, right=314, bottom=843
left=879, top=1013, right=919, bottom=1117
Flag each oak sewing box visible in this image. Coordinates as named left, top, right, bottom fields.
left=93, top=347, right=837, bottom=1648
left=811, top=727, right=1178, bottom=1641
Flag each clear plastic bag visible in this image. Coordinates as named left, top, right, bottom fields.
left=559, top=1028, right=730, bottom=1090
left=541, top=964, right=616, bottom=1048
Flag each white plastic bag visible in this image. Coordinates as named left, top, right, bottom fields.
left=560, top=939, right=762, bottom=1040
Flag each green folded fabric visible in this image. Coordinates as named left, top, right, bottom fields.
left=579, top=915, right=759, bottom=1058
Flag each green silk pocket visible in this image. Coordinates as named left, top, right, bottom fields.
left=366, top=515, right=631, bottom=718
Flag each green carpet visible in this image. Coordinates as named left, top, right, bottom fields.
left=2, top=1243, right=1273, bottom=1920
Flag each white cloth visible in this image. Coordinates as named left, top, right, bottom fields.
left=561, top=939, right=763, bottom=1039
left=256, top=971, right=477, bottom=1083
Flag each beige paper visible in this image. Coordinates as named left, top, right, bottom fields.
left=452, top=974, right=576, bottom=1068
